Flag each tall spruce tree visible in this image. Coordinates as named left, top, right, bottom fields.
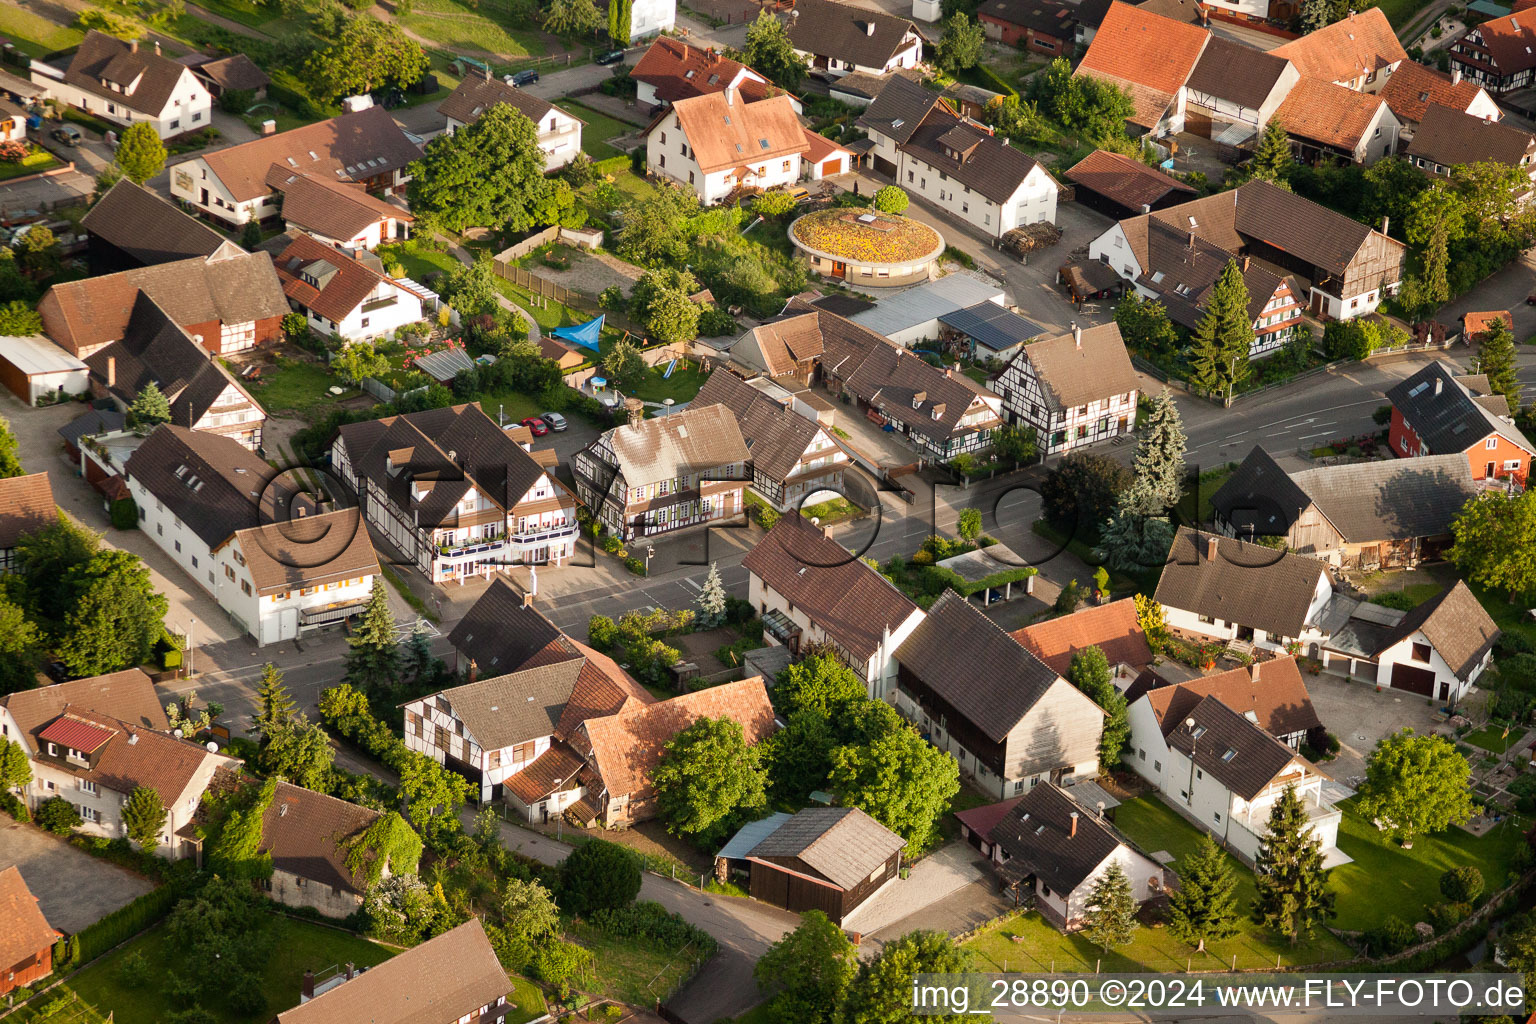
left=695, top=562, right=727, bottom=629
left=1084, top=863, right=1138, bottom=951
left=254, top=664, right=296, bottom=743
left=1126, top=389, right=1187, bottom=516
left=345, top=580, right=401, bottom=697
left=1167, top=835, right=1241, bottom=952
left=1187, top=260, right=1253, bottom=397
left=1478, top=318, right=1520, bottom=410
left=1251, top=784, right=1336, bottom=944
left=1096, top=499, right=1175, bottom=573
left=130, top=381, right=172, bottom=427
left=1246, top=118, right=1294, bottom=187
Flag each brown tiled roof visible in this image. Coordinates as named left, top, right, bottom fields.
left=0, top=670, right=167, bottom=739
left=747, top=806, right=904, bottom=887
left=786, top=0, right=923, bottom=69
left=61, top=31, right=196, bottom=118
left=1271, top=8, right=1407, bottom=83
left=1274, top=77, right=1388, bottom=152
left=1141, top=657, right=1321, bottom=740
left=1375, top=581, right=1498, bottom=680
left=504, top=741, right=586, bottom=803
left=1379, top=60, right=1490, bottom=125
left=436, top=74, right=557, bottom=126
left=267, top=170, right=412, bottom=244
left=193, top=106, right=421, bottom=204
left=0, top=472, right=55, bottom=550
left=1065, top=149, right=1194, bottom=211
left=227, top=508, right=379, bottom=596
left=742, top=514, right=921, bottom=662
left=693, top=367, right=828, bottom=482
left=185, top=53, right=270, bottom=92
left=989, top=783, right=1140, bottom=893
left=1464, top=310, right=1514, bottom=336
left=1166, top=695, right=1308, bottom=801
left=857, top=74, right=944, bottom=145
left=886, top=79, right=1046, bottom=205
left=274, top=919, right=510, bottom=1024
left=895, top=591, right=1068, bottom=742
left=81, top=179, right=231, bottom=267
left=1012, top=598, right=1152, bottom=676
left=1462, top=11, right=1536, bottom=75
left=263, top=230, right=403, bottom=323
left=1004, top=321, right=1137, bottom=413
left=40, top=251, right=288, bottom=356
left=669, top=91, right=807, bottom=174
left=1186, top=35, right=1292, bottom=111
left=746, top=312, right=828, bottom=376
left=600, top=402, right=750, bottom=487
left=0, top=866, right=58, bottom=969
left=1076, top=2, right=1208, bottom=101
left=576, top=677, right=776, bottom=807
left=631, top=37, right=779, bottom=105
left=449, top=579, right=564, bottom=676
left=552, top=641, right=658, bottom=737
left=1407, top=103, right=1536, bottom=168
left=260, top=781, right=381, bottom=894
left=1153, top=527, right=1331, bottom=639
left=37, top=710, right=223, bottom=804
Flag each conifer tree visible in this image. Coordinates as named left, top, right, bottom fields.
left=1126, top=389, right=1187, bottom=516
left=1251, top=784, right=1336, bottom=944
left=129, top=381, right=172, bottom=427
left=1084, top=862, right=1137, bottom=951
left=695, top=561, right=727, bottom=628
left=1187, top=260, right=1253, bottom=398
left=254, top=664, right=296, bottom=743
left=1246, top=119, right=1294, bottom=187
left=1167, top=835, right=1241, bottom=952
left=1478, top=317, right=1520, bottom=410
left=345, top=580, right=401, bottom=697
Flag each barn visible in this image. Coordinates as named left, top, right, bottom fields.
left=0, top=335, right=89, bottom=406
left=741, top=807, right=904, bottom=925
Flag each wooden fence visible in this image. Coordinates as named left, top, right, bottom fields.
left=495, top=225, right=561, bottom=262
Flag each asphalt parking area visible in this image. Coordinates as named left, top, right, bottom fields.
left=0, top=820, right=155, bottom=934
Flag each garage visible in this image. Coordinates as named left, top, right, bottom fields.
left=1390, top=662, right=1436, bottom=696
left=803, top=130, right=854, bottom=182
left=822, top=158, right=842, bottom=176
left=0, top=335, right=89, bottom=406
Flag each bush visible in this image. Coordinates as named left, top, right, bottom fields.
left=751, top=503, right=780, bottom=531
left=0, top=791, right=28, bottom=822
left=1440, top=865, right=1485, bottom=904
left=115, top=949, right=153, bottom=988
left=623, top=556, right=646, bottom=575
left=1363, top=915, right=1415, bottom=955
left=36, top=796, right=81, bottom=835
left=560, top=839, right=641, bottom=915
left=872, top=186, right=909, bottom=214
left=110, top=496, right=139, bottom=531
left=1427, top=901, right=1470, bottom=933
left=600, top=533, right=622, bottom=555
left=588, top=901, right=716, bottom=953
left=698, top=306, right=739, bottom=338
left=587, top=615, right=619, bottom=653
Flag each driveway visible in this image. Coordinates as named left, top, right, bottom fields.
left=1305, top=669, right=1453, bottom=781
left=0, top=820, right=155, bottom=934
left=842, top=841, right=999, bottom=943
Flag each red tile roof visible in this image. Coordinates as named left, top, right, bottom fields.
left=1141, top=657, right=1322, bottom=740
left=1271, top=8, right=1407, bottom=84
left=1379, top=60, right=1491, bottom=125
left=631, top=37, right=780, bottom=105
left=1274, top=77, right=1388, bottom=152
left=1457, top=11, right=1536, bottom=76
left=0, top=472, right=55, bottom=550
left=1076, top=1, right=1208, bottom=98
left=1012, top=598, right=1153, bottom=676
left=669, top=91, right=808, bottom=174
left=264, top=231, right=402, bottom=323
left=1464, top=310, right=1513, bottom=337
left=953, top=796, right=1023, bottom=838
left=38, top=715, right=116, bottom=753
left=0, top=866, right=58, bottom=972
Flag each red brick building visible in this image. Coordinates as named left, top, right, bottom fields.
left=0, top=866, right=59, bottom=996
left=1387, top=360, right=1533, bottom=486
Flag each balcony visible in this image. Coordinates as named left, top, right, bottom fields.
left=361, top=294, right=399, bottom=314
left=510, top=523, right=578, bottom=546
left=434, top=538, right=507, bottom=562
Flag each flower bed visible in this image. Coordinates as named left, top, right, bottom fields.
left=789, top=209, right=943, bottom=265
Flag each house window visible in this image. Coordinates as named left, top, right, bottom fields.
left=1138, top=748, right=1146, bottom=761
left=1196, top=768, right=1204, bottom=780
left=1487, top=438, right=1499, bottom=449
left=1213, top=811, right=1222, bottom=823
left=79, top=780, right=98, bottom=795
left=225, top=566, right=236, bottom=581
left=241, top=580, right=252, bottom=596
left=1014, top=779, right=1025, bottom=794
left=1411, top=641, right=1432, bottom=663
left=80, top=806, right=100, bottom=824
left=174, top=540, right=182, bottom=553
left=47, top=742, right=56, bottom=756
left=361, top=318, right=369, bottom=329
left=1197, top=613, right=1215, bottom=624
left=193, top=112, right=202, bottom=123
left=782, top=159, right=791, bottom=171
left=170, top=120, right=180, bottom=130
left=191, top=556, right=198, bottom=569
left=1154, top=760, right=1162, bottom=773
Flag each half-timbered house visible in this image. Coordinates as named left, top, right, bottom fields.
left=991, top=322, right=1138, bottom=455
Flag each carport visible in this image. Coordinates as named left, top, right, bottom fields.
left=0, top=335, right=89, bottom=406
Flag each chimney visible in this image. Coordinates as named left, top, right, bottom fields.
left=1252, top=660, right=1261, bottom=680
left=129, top=38, right=138, bottom=53
left=1071, top=321, right=1081, bottom=348
left=726, top=87, right=735, bottom=106
left=301, top=971, right=315, bottom=1001
left=107, top=356, right=116, bottom=388
left=1241, top=254, right=1251, bottom=272
left=1141, top=203, right=1151, bottom=214
left=1069, top=811, right=1079, bottom=838
left=1206, top=534, right=1218, bottom=561
left=345, top=963, right=356, bottom=981
left=1434, top=377, right=1443, bottom=396
left=1451, top=66, right=1462, bottom=85
left=1187, top=229, right=1196, bottom=250
left=523, top=590, right=534, bottom=609
left=153, top=40, right=161, bottom=55
left=467, top=657, right=478, bottom=683
left=865, top=19, right=876, bottom=34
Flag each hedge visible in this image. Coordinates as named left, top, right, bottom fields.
left=592, top=155, right=630, bottom=176
left=967, top=63, right=1018, bottom=99
left=74, top=884, right=180, bottom=964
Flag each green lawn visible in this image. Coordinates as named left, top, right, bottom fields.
left=0, top=6, right=84, bottom=55
left=67, top=915, right=396, bottom=1024
left=568, top=921, right=703, bottom=1005
left=396, top=4, right=545, bottom=57
left=0, top=147, right=63, bottom=181
left=247, top=358, right=356, bottom=414
left=559, top=101, right=634, bottom=161
left=625, top=358, right=709, bottom=406
left=478, top=387, right=545, bottom=426
left=1328, top=799, right=1527, bottom=931
left=1376, top=0, right=1432, bottom=27
left=733, top=1002, right=777, bottom=1024
left=505, top=975, right=548, bottom=1024
left=1469, top=578, right=1536, bottom=650
left=1464, top=725, right=1522, bottom=755
left=189, top=0, right=283, bottom=28
left=8, top=986, right=111, bottom=1024
left=1175, top=465, right=1235, bottom=528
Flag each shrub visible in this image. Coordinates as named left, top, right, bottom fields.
left=698, top=306, right=738, bottom=338
left=1055, top=579, right=1083, bottom=614
left=0, top=791, right=28, bottom=822
left=115, top=950, right=153, bottom=988
left=1440, top=866, right=1484, bottom=904
left=110, top=496, right=139, bottom=530
left=624, top=556, right=646, bottom=575
left=75, top=884, right=181, bottom=963
left=910, top=549, right=934, bottom=566
left=588, top=901, right=715, bottom=952
left=532, top=938, right=593, bottom=988
left=587, top=615, right=619, bottom=653
left=561, top=839, right=642, bottom=914
left=872, top=185, right=909, bottom=214
left=600, top=534, right=622, bottom=554
left=1364, top=915, right=1414, bottom=955
left=1427, top=901, right=1469, bottom=933
left=36, top=796, right=81, bottom=835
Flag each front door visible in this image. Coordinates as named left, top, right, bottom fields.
left=1487, top=461, right=1497, bottom=479
left=832, top=261, right=846, bottom=278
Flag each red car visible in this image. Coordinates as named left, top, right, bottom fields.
left=520, top=416, right=549, bottom=437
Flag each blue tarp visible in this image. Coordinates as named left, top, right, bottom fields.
left=551, top=315, right=604, bottom=351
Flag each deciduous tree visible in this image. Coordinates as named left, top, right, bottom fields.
left=1167, top=835, right=1240, bottom=951
left=753, top=910, right=857, bottom=1024
left=935, top=12, right=983, bottom=73
left=397, top=750, right=471, bottom=841
left=260, top=715, right=336, bottom=790
left=0, top=596, right=41, bottom=695
left=409, top=105, right=551, bottom=234
left=115, top=123, right=167, bottom=185
left=841, top=930, right=971, bottom=1024
left=1406, top=184, right=1465, bottom=311
left=305, top=17, right=427, bottom=103
left=0, top=413, right=21, bottom=478
left=1450, top=491, right=1536, bottom=597
left=500, top=877, right=560, bottom=940
left=1067, top=646, right=1129, bottom=770
left=1040, top=451, right=1131, bottom=535
left=872, top=185, right=909, bottom=214
left=0, top=737, right=32, bottom=792
left=1356, top=729, right=1478, bottom=845
left=829, top=705, right=959, bottom=854
left=1251, top=784, right=1336, bottom=944
left=542, top=0, right=601, bottom=37
left=57, top=550, right=169, bottom=677
left=0, top=300, right=41, bottom=337
left=744, top=10, right=804, bottom=90
left=1114, top=292, right=1179, bottom=358
left=653, top=716, right=768, bottom=845
left=774, top=652, right=866, bottom=719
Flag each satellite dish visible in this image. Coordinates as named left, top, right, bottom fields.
left=173, top=728, right=183, bottom=739
left=206, top=741, right=219, bottom=753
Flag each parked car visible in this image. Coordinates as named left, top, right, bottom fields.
left=787, top=186, right=811, bottom=203
left=50, top=124, right=82, bottom=146
left=595, top=49, right=626, bottom=65
left=521, top=416, right=550, bottom=436
left=541, top=411, right=568, bottom=431
left=509, top=69, right=540, bottom=86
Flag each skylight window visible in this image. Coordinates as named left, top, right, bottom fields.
left=723, top=114, right=731, bottom=125
left=759, top=138, right=770, bottom=149
left=892, top=118, right=904, bottom=128
left=1408, top=381, right=1430, bottom=397
left=286, top=157, right=297, bottom=167
left=685, top=69, right=696, bottom=78
left=1190, top=724, right=1208, bottom=740
left=1221, top=748, right=1237, bottom=762
left=1150, top=270, right=1165, bottom=284
left=708, top=74, right=719, bottom=84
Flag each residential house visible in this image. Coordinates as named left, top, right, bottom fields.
left=1210, top=445, right=1477, bottom=568
left=1407, top=105, right=1536, bottom=204
left=1064, top=149, right=1196, bottom=220
left=124, top=425, right=380, bottom=645
left=83, top=293, right=267, bottom=448
left=984, top=782, right=1166, bottom=930
left=333, top=404, right=579, bottom=582
left=1379, top=63, right=1500, bottom=144
left=1272, top=77, right=1400, bottom=164
left=616, top=0, right=676, bottom=43
left=693, top=367, right=850, bottom=511
left=178, top=52, right=269, bottom=100
left=645, top=90, right=808, bottom=205
left=438, top=73, right=584, bottom=170
left=935, top=301, right=1047, bottom=362
left=0, top=335, right=89, bottom=407
left=893, top=591, right=1105, bottom=799
left=81, top=179, right=238, bottom=274
left=1181, top=37, right=1298, bottom=148
left=977, top=0, right=1080, bottom=55
left=446, top=577, right=564, bottom=679
left=573, top=403, right=750, bottom=541
left=786, top=0, right=925, bottom=78
left=1269, top=9, right=1408, bottom=93
left=275, top=919, right=511, bottom=1024
left=1, top=671, right=232, bottom=858
left=1154, top=526, right=1335, bottom=652
left=1011, top=597, right=1154, bottom=685
left=1449, top=10, right=1536, bottom=93
left=258, top=782, right=385, bottom=918
left=858, top=76, right=1059, bottom=237
left=991, top=321, right=1139, bottom=454
left=1386, top=360, right=1535, bottom=485
left=0, top=866, right=57, bottom=997
left=269, top=171, right=413, bottom=250
left=38, top=250, right=289, bottom=358
left=734, top=807, right=905, bottom=925
left=1465, top=309, right=1516, bottom=342
left=1088, top=179, right=1406, bottom=321
left=1126, top=658, right=1323, bottom=800
left=263, top=231, right=430, bottom=341
left=1324, top=580, right=1497, bottom=701
left=168, top=106, right=421, bottom=227
left=631, top=37, right=798, bottom=112
left=743, top=514, right=925, bottom=698
left=57, top=408, right=125, bottom=464
left=567, top=677, right=777, bottom=826
left=1160, top=695, right=1343, bottom=865
left=31, top=31, right=211, bottom=139
left=1073, top=2, right=1211, bottom=136
left=0, top=472, right=56, bottom=573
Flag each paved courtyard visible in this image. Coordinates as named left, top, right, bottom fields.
left=0, top=821, right=155, bottom=934
left=843, top=840, right=992, bottom=939
left=1305, top=669, right=1453, bottom=781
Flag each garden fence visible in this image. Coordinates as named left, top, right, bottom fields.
left=494, top=226, right=561, bottom=263
left=360, top=377, right=426, bottom=405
